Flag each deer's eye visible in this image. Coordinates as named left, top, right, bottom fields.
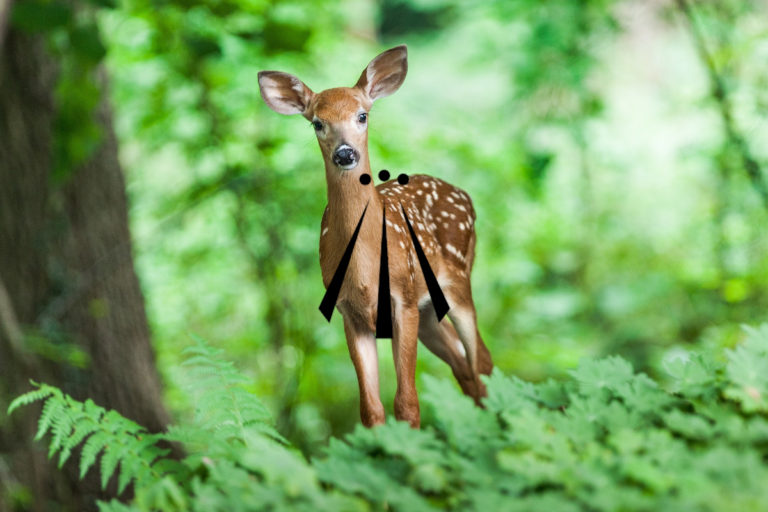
left=312, top=120, right=323, bottom=131
left=357, top=113, right=367, bottom=124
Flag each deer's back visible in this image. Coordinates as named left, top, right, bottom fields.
left=378, top=174, right=476, bottom=278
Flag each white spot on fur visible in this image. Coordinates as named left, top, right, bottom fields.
left=445, top=243, right=466, bottom=262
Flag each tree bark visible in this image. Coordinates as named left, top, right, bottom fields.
left=0, top=29, right=169, bottom=511
left=0, top=0, right=11, bottom=52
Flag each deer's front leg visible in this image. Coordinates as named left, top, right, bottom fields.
left=343, top=317, right=385, bottom=427
left=392, top=302, right=420, bottom=427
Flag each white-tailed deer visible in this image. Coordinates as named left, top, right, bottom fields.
left=258, top=45, right=493, bottom=427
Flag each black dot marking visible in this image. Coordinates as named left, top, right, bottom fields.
left=397, top=173, right=409, bottom=185
left=359, top=174, right=371, bottom=185
left=378, top=169, right=390, bottom=181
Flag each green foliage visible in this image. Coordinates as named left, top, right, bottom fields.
left=723, top=324, right=768, bottom=412
left=10, top=327, right=768, bottom=510
left=8, top=384, right=173, bottom=495
left=99, top=0, right=768, bottom=453
left=21, top=0, right=768, bottom=461
left=11, top=0, right=112, bottom=179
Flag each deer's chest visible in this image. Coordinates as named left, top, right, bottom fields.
left=319, top=221, right=422, bottom=330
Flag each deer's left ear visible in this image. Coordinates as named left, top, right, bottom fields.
left=355, top=45, right=408, bottom=102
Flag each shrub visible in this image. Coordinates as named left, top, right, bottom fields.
left=9, top=327, right=768, bottom=511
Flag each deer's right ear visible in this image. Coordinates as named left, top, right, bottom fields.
left=258, top=71, right=315, bottom=117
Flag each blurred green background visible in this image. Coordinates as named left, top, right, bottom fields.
left=84, top=0, right=768, bottom=453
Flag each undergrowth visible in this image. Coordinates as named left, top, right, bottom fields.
left=9, top=326, right=768, bottom=511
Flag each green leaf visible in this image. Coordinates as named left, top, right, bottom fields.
left=482, top=369, right=540, bottom=415
left=262, top=19, right=311, bottom=55
left=100, top=444, right=122, bottom=490
left=10, top=0, right=72, bottom=32
left=7, top=384, right=53, bottom=415
left=663, top=352, right=719, bottom=397
left=421, top=375, right=500, bottom=453
left=568, top=356, right=635, bottom=398
left=84, top=0, right=117, bottom=8
left=183, top=34, right=221, bottom=60
left=70, top=25, right=107, bottom=63
left=35, top=397, right=63, bottom=441
left=80, top=431, right=107, bottom=479
left=724, top=326, right=768, bottom=412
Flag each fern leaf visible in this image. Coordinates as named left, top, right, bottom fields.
left=35, top=396, right=64, bottom=441
left=117, top=454, right=137, bottom=495
left=6, top=383, right=54, bottom=415
left=100, top=443, right=123, bottom=490
left=80, top=431, right=109, bottom=479
left=97, top=499, right=136, bottom=512
left=178, top=337, right=280, bottom=445
left=59, top=419, right=100, bottom=468
left=49, top=403, right=76, bottom=460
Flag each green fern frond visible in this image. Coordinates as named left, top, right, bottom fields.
left=6, top=382, right=53, bottom=415
left=179, top=336, right=283, bottom=445
left=100, top=442, right=123, bottom=490
left=9, top=382, right=181, bottom=494
left=49, top=399, right=77, bottom=459
left=58, top=400, right=103, bottom=467
left=36, top=392, right=65, bottom=441
left=80, top=431, right=109, bottom=479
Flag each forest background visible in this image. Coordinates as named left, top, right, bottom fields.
left=1, top=0, right=767, bottom=508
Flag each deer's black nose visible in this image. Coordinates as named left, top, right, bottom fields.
left=333, top=144, right=359, bottom=168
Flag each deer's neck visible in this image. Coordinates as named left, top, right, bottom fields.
left=324, top=156, right=382, bottom=238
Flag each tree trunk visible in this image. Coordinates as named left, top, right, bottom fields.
left=0, top=29, right=169, bottom=511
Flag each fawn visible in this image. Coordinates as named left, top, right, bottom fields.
left=258, top=45, right=493, bottom=427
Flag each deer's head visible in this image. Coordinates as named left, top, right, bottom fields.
left=258, top=45, right=408, bottom=172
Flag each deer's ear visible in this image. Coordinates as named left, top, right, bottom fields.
left=355, top=45, right=408, bottom=102
left=258, top=71, right=315, bottom=117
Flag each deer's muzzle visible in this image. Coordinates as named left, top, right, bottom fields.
left=333, top=144, right=359, bottom=169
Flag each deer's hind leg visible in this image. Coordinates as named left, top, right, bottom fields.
left=418, top=302, right=486, bottom=405
left=443, top=283, right=493, bottom=400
